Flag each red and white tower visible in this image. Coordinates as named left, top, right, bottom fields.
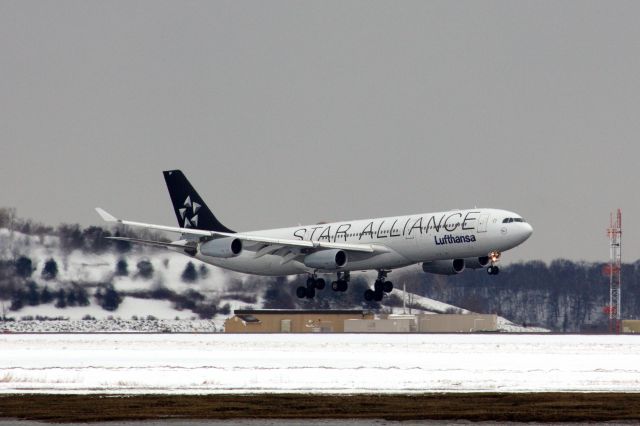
left=604, top=209, right=622, bottom=333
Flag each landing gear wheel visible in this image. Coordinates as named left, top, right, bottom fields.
left=331, top=281, right=339, bottom=291
left=296, top=286, right=307, bottom=299
left=487, top=266, right=500, bottom=275
left=383, top=281, right=393, bottom=293
left=374, top=280, right=383, bottom=293
left=315, top=278, right=326, bottom=290
left=364, top=289, right=375, bottom=301
left=305, top=287, right=316, bottom=299
left=373, top=290, right=384, bottom=302
left=306, top=277, right=315, bottom=288
left=338, top=280, right=348, bottom=292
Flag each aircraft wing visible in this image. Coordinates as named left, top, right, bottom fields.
left=106, top=236, right=196, bottom=250
left=95, top=208, right=380, bottom=253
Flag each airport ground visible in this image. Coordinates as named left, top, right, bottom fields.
left=1, top=393, right=640, bottom=423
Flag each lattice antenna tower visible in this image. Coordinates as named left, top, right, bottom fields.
left=606, top=209, right=622, bottom=333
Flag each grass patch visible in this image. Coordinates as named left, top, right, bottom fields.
left=0, top=393, right=639, bottom=423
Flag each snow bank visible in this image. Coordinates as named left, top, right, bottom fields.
left=0, top=334, right=637, bottom=394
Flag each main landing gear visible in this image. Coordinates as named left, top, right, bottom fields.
left=364, top=270, right=393, bottom=302
left=487, top=251, right=501, bottom=275
left=331, top=271, right=350, bottom=292
left=297, top=272, right=349, bottom=299
left=296, top=274, right=326, bottom=299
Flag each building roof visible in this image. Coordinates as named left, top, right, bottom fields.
left=236, top=314, right=261, bottom=323
left=233, top=309, right=368, bottom=315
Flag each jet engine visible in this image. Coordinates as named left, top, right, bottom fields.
left=199, top=237, right=242, bottom=258
left=304, top=249, right=347, bottom=270
left=422, top=259, right=465, bottom=275
left=463, top=256, right=490, bottom=269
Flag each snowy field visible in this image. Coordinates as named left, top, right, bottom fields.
left=1, top=334, right=639, bottom=394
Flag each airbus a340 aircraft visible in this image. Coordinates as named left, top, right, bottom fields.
left=96, top=170, right=533, bottom=301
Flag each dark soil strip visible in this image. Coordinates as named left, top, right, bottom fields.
left=1, top=393, right=639, bottom=423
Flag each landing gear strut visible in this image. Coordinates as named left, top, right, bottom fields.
left=331, top=271, right=350, bottom=292
left=364, top=270, right=393, bottom=302
left=296, top=274, right=326, bottom=299
left=487, top=251, right=501, bottom=275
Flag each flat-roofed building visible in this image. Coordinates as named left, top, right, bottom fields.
left=418, top=313, right=498, bottom=332
left=224, top=309, right=373, bottom=333
left=622, top=320, right=640, bottom=333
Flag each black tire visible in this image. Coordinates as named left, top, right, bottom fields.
left=331, top=281, right=339, bottom=291
left=306, top=277, right=315, bottom=288
left=383, top=281, right=393, bottom=293
left=487, top=266, right=494, bottom=275
left=373, top=290, right=384, bottom=302
left=492, top=266, right=500, bottom=275
left=315, top=278, right=326, bottom=290
left=338, top=280, right=348, bottom=292
left=306, top=287, right=316, bottom=299
left=364, top=289, right=374, bottom=301
left=374, top=280, right=383, bottom=293
left=296, top=286, right=307, bottom=299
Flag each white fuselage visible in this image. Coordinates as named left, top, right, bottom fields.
left=194, top=208, right=533, bottom=276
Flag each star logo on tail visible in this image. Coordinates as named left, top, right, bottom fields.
left=180, top=196, right=201, bottom=228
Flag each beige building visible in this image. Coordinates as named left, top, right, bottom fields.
left=622, top=320, right=640, bottom=333
left=418, top=313, right=498, bottom=332
left=224, top=309, right=373, bottom=333
left=344, top=314, right=417, bottom=333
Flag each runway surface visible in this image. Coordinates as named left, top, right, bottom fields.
left=1, top=333, right=639, bottom=393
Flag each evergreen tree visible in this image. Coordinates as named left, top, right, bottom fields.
left=55, top=289, right=67, bottom=309
left=95, top=284, right=123, bottom=311
left=199, top=264, right=209, bottom=279
left=40, top=286, right=53, bottom=304
left=26, top=281, right=40, bottom=306
left=41, top=258, right=58, bottom=280
left=15, top=256, right=33, bottom=278
left=136, top=260, right=154, bottom=279
left=66, top=289, right=77, bottom=307
left=115, top=258, right=128, bottom=276
left=75, top=286, right=90, bottom=306
left=181, top=262, right=198, bottom=283
left=9, top=289, right=25, bottom=311
left=195, top=302, right=217, bottom=319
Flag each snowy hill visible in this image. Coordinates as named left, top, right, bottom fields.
left=0, top=227, right=545, bottom=332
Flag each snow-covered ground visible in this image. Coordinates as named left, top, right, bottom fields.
left=0, top=334, right=637, bottom=394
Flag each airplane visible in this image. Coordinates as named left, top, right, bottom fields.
left=96, top=170, right=533, bottom=301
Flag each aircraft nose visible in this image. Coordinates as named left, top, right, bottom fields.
left=522, top=223, right=533, bottom=240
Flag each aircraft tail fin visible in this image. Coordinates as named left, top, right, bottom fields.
left=162, top=170, right=235, bottom=233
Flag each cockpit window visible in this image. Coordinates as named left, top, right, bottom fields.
left=503, top=217, right=525, bottom=223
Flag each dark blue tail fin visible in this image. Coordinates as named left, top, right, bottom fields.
left=163, top=170, right=235, bottom=233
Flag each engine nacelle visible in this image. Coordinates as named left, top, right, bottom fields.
left=422, top=259, right=465, bottom=275
left=463, top=256, right=490, bottom=269
left=303, top=249, right=348, bottom=270
left=199, top=237, right=242, bottom=258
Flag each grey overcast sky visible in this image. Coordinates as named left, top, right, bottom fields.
left=1, top=1, right=639, bottom=263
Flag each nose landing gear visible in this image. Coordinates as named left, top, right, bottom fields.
left=364, top=270, right=393, bottom=302
left=487, top=251, right=501, bottom=275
